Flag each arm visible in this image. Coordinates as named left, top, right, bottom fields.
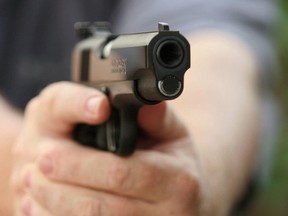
left=170, top=30, right=261, bottom=214
left=8, top=30, right=262, bottom=216
left=0, top=1, right=274, bottom=215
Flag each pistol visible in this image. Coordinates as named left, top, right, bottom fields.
left=72, top=22, right=190, bottom=156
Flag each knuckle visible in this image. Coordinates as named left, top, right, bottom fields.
left=39, top=85, right=60, bottom=113
left=108, top=158, right=162, bottom=192
left=38, top=82, right=70, bottom=110
left=139, top=164, right=160, bottom=188
left=108, top=200, right=137, bottom=216
left=79, top=199, right=101, bottom=216
left=108, top=159, right=130, bottom=190
left=38, top=82, right=96, bottom=118
left=24, top=97, right=40, bottom=117
left=176, top=172, right=200, bottom=201
left=23, top=82, right=70, bottom=120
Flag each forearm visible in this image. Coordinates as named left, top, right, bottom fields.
left=170, top=30, right=261, bottom=215
left=0, top=96, right=22, bottom=215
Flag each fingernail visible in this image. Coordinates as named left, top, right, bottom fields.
left=39, top=157, right=54, bottom=175
left=86, top=96, right=102, bottom=115
left=21, top=196, right=32, bottom=216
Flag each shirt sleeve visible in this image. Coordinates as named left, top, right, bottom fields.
left=112, top=0, right=278, bottom=88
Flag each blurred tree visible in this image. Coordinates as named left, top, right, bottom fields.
left=245, top=1, right=288, bottom=216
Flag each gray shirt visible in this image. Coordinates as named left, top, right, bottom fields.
left=113, top=0, right=278, bottom=88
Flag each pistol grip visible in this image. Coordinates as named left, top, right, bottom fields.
left=73, top=106, right=138, bottom=156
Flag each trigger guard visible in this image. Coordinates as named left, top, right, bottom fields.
left=106, top=107, right=120, bottom=152
left=107, top=107, right=138, bottom=156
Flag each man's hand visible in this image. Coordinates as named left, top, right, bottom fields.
left=11, top=81, right=200, bottom=216
left=10, top=31, right=262, bottom=216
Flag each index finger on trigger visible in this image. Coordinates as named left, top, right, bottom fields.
left=24, top=81, right=110, bottom=136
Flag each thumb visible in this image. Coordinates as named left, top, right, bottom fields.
left=24, top=81, right=110, bottom=136
left=138, top=102, right=188, bottom=141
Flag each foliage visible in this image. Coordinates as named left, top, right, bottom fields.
left=245, top=1, right=288, bottom=215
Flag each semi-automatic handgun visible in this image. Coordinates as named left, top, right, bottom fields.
left=72, top=22, right=190, bottom=156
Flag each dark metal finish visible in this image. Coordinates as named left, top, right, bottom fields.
left=72, top=22, right=190, bottom=156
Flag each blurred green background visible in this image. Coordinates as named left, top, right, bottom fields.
left=245, top=1, right=288, bottom=215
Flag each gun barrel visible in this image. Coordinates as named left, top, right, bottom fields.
left=72, top=24, right=190, bottom=103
